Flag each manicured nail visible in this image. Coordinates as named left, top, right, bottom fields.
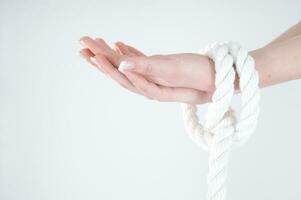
left=79, top=39, right=85, bottom=46
left=118, top=61, right=135, bottom=73
left=90, top=56, right=105, bottom=71
left=90, top=56, right=97, bottom=65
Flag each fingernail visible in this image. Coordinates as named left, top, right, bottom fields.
left=79, top=39, right=85, bottom=46
left=90, top=56, right=105, bottom=72
left=90, top=56, right=97, bottom=65
left=118, top=60, right=135, bottom=73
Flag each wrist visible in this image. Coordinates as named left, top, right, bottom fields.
left=249, top=48, right=267, bottom=88
left=201, top=48, right=266, bottom=92
left=194, top=47, right=266, bottom=93
left=206, top=58, right=216, bottom=92
left=192, top=54, right=215, bottom=92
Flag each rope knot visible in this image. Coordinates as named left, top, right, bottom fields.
left=181, top=42, right=260, bottom=200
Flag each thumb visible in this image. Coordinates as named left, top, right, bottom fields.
left=118, top=55, right=165, bottom=76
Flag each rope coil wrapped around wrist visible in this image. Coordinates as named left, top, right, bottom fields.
left=181, top=42, right=260, bottom=200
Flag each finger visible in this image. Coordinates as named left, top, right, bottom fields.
left=113, top=44, right=124, bottom=55
left=121, top=42, right=146, bottom=56
left=123, top=71, right=156, bottom=100
left=79, top=48, right=106, bottom=72
left=118, top=55, right=166, bottom=77
left=115, top=42, right=146, bottom=56
left=124, top=71, right=210, bottom=104
left=80, top=48, right=95, bottom=59
left=114, top=42, right=135, bottom=56
left=91, top=54, right=138, bottom=94
left=118, top=55, right=179, bottom=86
left=80, top=36, right=123, bottom=67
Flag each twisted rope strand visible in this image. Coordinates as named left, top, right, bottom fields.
left=181, top=42, right=260, bottom=200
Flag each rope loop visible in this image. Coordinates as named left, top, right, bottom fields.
left=181, top=42, right=260, bottom=200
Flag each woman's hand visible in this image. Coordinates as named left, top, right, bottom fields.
left=79, top=37, right=215, bottom=104
left=79, top=21, right=301, bottom=104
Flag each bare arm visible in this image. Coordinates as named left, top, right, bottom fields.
left=267, top=21, right=301, bottom=46
left=79, top=21, right=301, bottom=104
left=251, top=22, right=301, bottom=88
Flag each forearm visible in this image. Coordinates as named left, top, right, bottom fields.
left=266, top=21, right=301, bottom=46
left=251, top=34, right=301, bottom=88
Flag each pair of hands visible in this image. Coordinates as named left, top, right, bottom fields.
left=79, top=37, right=217, bottom=104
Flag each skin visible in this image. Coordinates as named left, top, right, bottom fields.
left=79, top=21, right=301, bottom=104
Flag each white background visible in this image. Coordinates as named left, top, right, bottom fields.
left=1, top=0, right=301, bottom=199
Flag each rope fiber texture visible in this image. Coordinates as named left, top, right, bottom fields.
left=181, top=42, right=260, bottom=200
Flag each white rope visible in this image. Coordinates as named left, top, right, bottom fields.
left=181, top=42, right=260, bottom=200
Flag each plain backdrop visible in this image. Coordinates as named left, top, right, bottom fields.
left=0, top=0, right=301, bottom=199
